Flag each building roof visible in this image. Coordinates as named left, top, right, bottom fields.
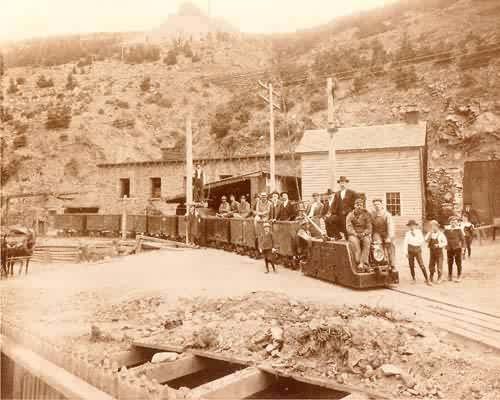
left=295, top=122, right=427, bottom=154
left=165, top=170, right=298, bottom=203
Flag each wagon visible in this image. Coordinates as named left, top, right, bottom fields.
left=177, top=216, right=187, bottom=240
left=229, top=218, right=245, bottom=251
left=147, top=216, right=162, bottom=236
left=272, top=221, right=301, bottom=268
left=127, top=215, right=147, bottom=236
left=214, top=218, right=231, bottom=249
left=162, top=216, right=178, bottom=239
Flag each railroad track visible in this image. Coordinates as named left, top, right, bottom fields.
left=387, top=287, right=500, bottom=351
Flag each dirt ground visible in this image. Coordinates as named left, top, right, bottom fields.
left=1, top=238, right=500, bottom=399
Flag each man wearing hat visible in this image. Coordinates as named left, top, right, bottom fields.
left=259, top=222, right=277, bottom=273
left=254, top=192, right=271, bottom=222
left=322, top=188, right=339, bottom=238
left=306, top=193, right=324, bottom=236
left=269, top=191, right=281, bottom=221
left=403, top=219, right=431, bottom=285
left=276, top=192, right=296, bottom=221
left=346, top=198, right=373, bottom=271
left=217, top=196, right=231, bottom=218
left=370, top=198, right=396, bottom=269
left=333, top=176, right=357, bottom=239
left=444, top=215, right=465, bottom=282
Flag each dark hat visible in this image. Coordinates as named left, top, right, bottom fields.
left=280, top=191, right=288, bottom=196
left=406, top=219, right=418, bottom=227
left=372, top=198, right=383, bottom=203
left=326, top=188, right=334, bottom=195
left=312, top=192, right=320, bottom=197
left=448, top=215, right=459, bottom=223
left=354, top=198, right=364, bottom=205
left=337, top=176, right=349, bottom=183
left=271, top=191, right=280, bottom=196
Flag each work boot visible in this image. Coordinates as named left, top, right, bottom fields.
left=448, top=275, right=453, bottom=282
left=411, top=278, right=416, bottom=284
left=425, top=279, right=433, bottom=286
left=437, top=275, right=443, bottom=284
left=455, top=276, right=462, bottom=283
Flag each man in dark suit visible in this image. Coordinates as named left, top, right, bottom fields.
left=322, top=188, right=339, bottom=239
left=334, top=176, right=357, bottom=239
left=269, top=192, right=281, bottom=221
left=276, top=192, right=296, bottom=221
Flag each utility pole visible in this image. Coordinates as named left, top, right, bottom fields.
left=258, top=80, right=281, bottom=192
left=327, top=78, right=337, bottom=191
left=185, top=115, right=193, bottom=245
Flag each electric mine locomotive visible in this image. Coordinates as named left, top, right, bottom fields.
left=53, top=213, right=399, bottom=289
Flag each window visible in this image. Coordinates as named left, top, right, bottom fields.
left=150, top=177, right=161, bottom=199
left=120, top=178, right=130, bottom=198
left=386, top=192, right=401, bottom=216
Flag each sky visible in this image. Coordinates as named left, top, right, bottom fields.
left=0, top=0, right=396, bottom=42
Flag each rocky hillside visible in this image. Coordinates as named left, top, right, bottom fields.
left=1, top=0, right=500, bottom=216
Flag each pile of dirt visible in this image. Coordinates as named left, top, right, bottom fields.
left=87, top=292, right=500, bottom=399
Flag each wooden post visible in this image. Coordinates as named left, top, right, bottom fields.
left=269, top=83, right=276, bottom=192
left=121, top=196, right=128, bottom=240
left=185, top=115, right=193, bottom=245
left=327, top=78, right=336, bottom=191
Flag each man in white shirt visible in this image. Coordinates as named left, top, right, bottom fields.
left=193, top=164, right=205, bottom=202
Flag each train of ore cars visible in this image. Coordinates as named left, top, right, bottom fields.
left=54, top=212, right=399, bottom=289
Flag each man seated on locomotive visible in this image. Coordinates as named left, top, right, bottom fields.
left=370, top=198, right=396, bottom=270
left=305, top=193, right=324, bottom=236
left=276, top=192, right=296, bottom=221
left=217, top=196, right=232, bottom=218
left=229, top=194, right=240, bottom=214
left=346, top=198, right=373, bottom=271
left=269, top=191, right=281, bottom=221
left=234, top=195, right=252, bottom=218
left=254, top=192, right=271, bottom=222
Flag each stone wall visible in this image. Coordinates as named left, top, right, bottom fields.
left=95, top=156, right=299, bottom=214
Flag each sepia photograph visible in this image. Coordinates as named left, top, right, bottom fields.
left=1, top=0, right=499, bottom=399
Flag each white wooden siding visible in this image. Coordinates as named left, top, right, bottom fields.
left=301, top=149, right=424, bottom=233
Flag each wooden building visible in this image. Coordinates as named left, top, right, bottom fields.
left=296, top=122, right=428, bottom=233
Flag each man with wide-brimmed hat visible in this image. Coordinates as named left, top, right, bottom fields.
left=269, top=191, right=281, bottom=221
left=254, top=192, right=271, bottom=222
left=322, top=188, right=339, bottom=239
left=333, top=176, right=357, bottom=238
left=276, top=192, right=296, bottom=221
left=346, top=197, right=372, bottom=271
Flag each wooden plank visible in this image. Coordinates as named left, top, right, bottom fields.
left=131, top=355, right=209, bottom=384
left=190, top=367, right=273, bottom=399
left=109, top=349, right=151, bottom=368
left=0, top=335, right=114, bottom=400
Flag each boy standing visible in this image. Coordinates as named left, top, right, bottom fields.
left=425, top=220, right=447, bottom=283
left=260, top=222, right=277, bottom=273
left=444, top=216, right=465, bottom=282
left=460, top=215, right=474, bottom=258
left=403, top=220, right=431, bottom=285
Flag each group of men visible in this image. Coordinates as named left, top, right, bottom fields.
left=303, top=176, right=395, bottom=271
left=216, top=191, right=297, bottom=221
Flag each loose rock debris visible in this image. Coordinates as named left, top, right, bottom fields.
left=84, top=292, right=500, bottom=399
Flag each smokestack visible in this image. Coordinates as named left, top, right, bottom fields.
left=403, top=105, right=419, bottom=124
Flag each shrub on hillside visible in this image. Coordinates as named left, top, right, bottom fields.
left=65, top=73, right=78, bottom=90
left=192, top=54, right=201, bottom=63
left=309, top=97, right=326, bottom=113
left=182, top=42, right=194, bottom=58
left=352, top=74, right=369, bottom=94
left=16, top=77, right=26, bottom=85
left=7, top=79, right=18, bottom=94
left=140, top=76, right=152, bottom=92
left=13, top=135, right=27, bottom=149
left=36, top=75, right=54, bottom=88
left=124, top=44, right=160, bottom=64
left=164, top=50, right=178, bottom=66
left=77, top=55, right=93, bottom=68
left=46, top=104, right=72, bottom=129
left=460, top=72, right=477, bottom=88
left=210, top=106, right=232, bottom=139
left=393, top=66, right=418, bottom=90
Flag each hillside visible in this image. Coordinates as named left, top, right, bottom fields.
left=1, top=0, right=500, bottom=217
